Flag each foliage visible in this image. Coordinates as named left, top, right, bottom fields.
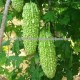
left=0, top=0, right=80, bottom=80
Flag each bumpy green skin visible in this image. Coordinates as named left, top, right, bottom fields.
left=22, top=3, right=39, bottom=55
left=39, top=28, right=57, bottom=78
left=11, top=0, right=24, bottom=12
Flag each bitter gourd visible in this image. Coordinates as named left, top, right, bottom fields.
left=38, top=27, right=57, bottom=78
left=11, top=0, right=24, bottom=12
left=22, top=2, right=40, bottom=55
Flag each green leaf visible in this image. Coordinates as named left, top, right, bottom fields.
left=0, top=0, right=3, bottom=7
left=59, top=15, right=70, bottom=25
left=7, top=12, right=14, bottom=21
left=43, top=11, right=56, bottom=22
left=12, top=40, right=20, bottom=55
left=66, top=70, right=73, bottom=80
left=0, top=67, right=5, bottom=74
left=17, top=76, right=25, bottom=80
left=7, top=56, right=23, bottom=67
left=2, top=40, right=10, bottom=46
left=0, top=52, right=7, bottom=65
left=28, top=57, right=43, bottom=80
left=73, top=42, right=80, bottom=53
left=0, top=14, right=2, bottom=27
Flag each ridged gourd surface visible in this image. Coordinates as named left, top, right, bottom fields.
left=22, top=3, right=39, bottom=55
left=39, top=28, right=57, bottom=78
left=11, top=0, right=24, bottom=12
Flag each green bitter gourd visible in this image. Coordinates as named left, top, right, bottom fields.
left=11, top=0, right=24, bottom=12
left=39, top=27, right=57, bottom=78
left=22, top=2, right=40, bottom=55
